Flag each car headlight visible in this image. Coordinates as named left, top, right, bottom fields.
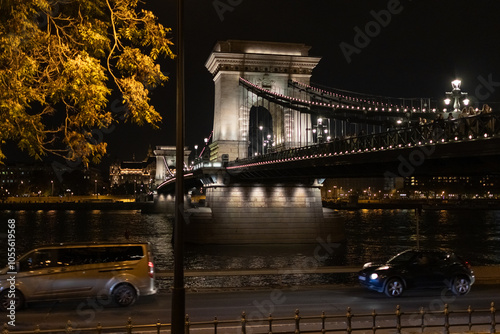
left=370, top=273, right=379, bottom=280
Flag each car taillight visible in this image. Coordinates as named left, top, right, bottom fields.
left=464, top=261, right=471, bottom=269
left=148, top=261, right=154, bottom=278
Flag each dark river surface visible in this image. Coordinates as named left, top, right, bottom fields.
left=1, top=208, right=499, bottom=288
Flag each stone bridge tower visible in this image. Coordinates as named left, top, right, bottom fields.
left=205, top=40, right=321, bottom=161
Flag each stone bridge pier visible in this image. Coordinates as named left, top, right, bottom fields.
left=185, top=168, right=344, bottom=244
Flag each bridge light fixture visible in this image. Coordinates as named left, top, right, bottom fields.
left=445, top=79, right=469, bottom=112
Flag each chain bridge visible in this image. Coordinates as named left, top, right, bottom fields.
left=155, top=40, right=499, bottom=244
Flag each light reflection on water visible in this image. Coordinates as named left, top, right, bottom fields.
left=0, top=209, right=498, bottom=288
left=342, top=209, right=500, bottom=266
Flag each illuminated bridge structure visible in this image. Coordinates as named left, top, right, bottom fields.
left=155, top=40, right=500, bottom=244
left=223, top=112, right=500, bottom=180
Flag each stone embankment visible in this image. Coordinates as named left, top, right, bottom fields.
left=157, top=265, right=500, bottom=285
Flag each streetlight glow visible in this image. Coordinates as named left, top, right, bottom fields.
left=444, top=79, right=469, bottom=112
left=451, top=79, right=461, bottom=90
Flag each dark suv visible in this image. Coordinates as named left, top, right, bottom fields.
left=358, top=249, right=475, bottom=297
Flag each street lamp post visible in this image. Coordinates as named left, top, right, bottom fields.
left=258, top=125, right=263, bottom=155
left=263, top=134, right=272, bottom=154
left=317, top=118, right=323, bottom=143
left=314, top=118, right=329, bottom=143
left=444, top=79, right=469, bottom=112
left=172, top=0, right=186, bottom=332
left=51, top=180, right=54, bottom=197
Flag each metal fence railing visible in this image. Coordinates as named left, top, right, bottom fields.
left=2, top=302, right=496, bottom=334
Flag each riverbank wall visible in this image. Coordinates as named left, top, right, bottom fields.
left=155, top=265, right=500, bottom=290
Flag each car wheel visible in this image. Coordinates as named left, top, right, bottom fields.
left=384, top=278, right=404, bottom=297
left=451, top=276, right=471, bottom=296
left=0, top=289, right=25, bottom=312
left=112, top=284, right=137, bottom=307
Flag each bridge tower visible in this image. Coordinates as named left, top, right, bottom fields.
left=205, top=40, right=321, bottom=161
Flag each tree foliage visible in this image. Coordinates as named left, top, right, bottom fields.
left=0, top=0, right=174, bottom=165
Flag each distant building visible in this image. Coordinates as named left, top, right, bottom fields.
left=0, top=162, right=56, bottom=196
left=404, top=175, right=500, bottom=195
left=0, top=162, right=104, bottom=196
left=109, top=148, right=156, bottom=192
left=321, top=177, right=403, bottom=200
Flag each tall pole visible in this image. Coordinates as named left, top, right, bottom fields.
left=172, top=0, right=185, bottom=332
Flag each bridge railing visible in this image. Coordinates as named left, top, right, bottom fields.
left=3, top=302, right=496, bottom=334
left=232, top=113, right=499, bottom=166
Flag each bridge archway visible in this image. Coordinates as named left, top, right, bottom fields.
left=248, top=105, right=273, bottom=157
left=205, top=40, right=321, bottom=161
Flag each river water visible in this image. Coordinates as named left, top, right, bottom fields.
left=1, top=208, right=499, bottom=288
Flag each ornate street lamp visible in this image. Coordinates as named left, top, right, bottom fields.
left=263, top=134, right=273, bottom=154
left=444, top=79, right=469, bottom=112
left=314, top=117, right=329, bottom=143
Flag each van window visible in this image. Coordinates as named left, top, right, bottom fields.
left=18, top=246, right=145, bottom=271
left=57, top=246, right=144, bottom=266
left=19, top=249, right=59, bottom=271
left=105, top=246, right=144, bottom=262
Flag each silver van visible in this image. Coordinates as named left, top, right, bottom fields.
left=0, top=243, right=157, bottom=311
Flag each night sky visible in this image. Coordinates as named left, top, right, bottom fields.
left=6, top=0, right=500, bottom=166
